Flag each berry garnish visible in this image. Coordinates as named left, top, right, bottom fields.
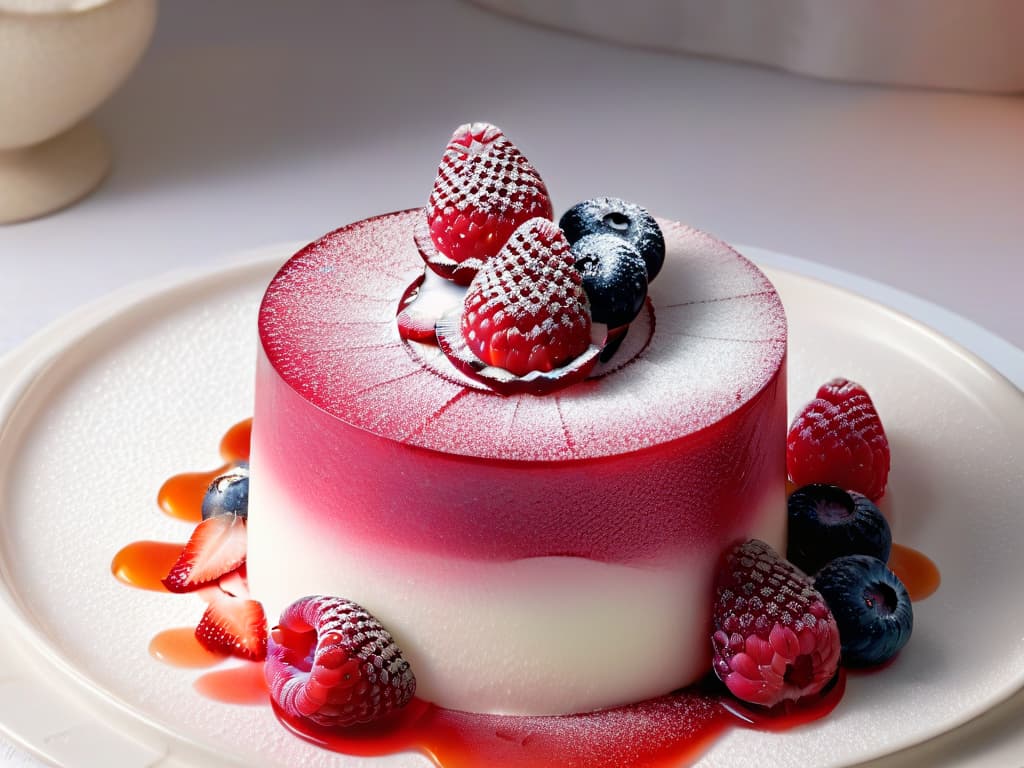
left=161, top=513, right=247, bottom=593
left=814, top=555, right=913, bottom=667
left=559, top=197, right=665, bottom=281
left=421, top=122, right=553, bottom=284
left=396, top=302, right=440, bottom=342
left=195, top=595, right=268, bottom=661
left=712, top=539, right=841, bottom=707
left=440, top=217, right=595, bottom=384
left=571, top=234, right=648, bottom=328
left=787, top=377, right=890, bottom=501
left=265, top=596, right=416, bottom=729
left=787, top=484, right=892, bottom=574
left=201, top=462, right=249, bottom=520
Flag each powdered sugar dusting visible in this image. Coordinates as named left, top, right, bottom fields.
left=461, top=218, right=591, bottom=376
left=425, top=123, right=554, bottom=270
left=429, top=123, right=549, bottom=219
left=258, top=210, right=786, bottom=462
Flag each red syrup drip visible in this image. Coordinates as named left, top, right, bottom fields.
left=149, top=627, right=226, bottom=668
left=219, top=418, right=253, bottom=463
left=194, top=663, right=268, bottom=705
left=887, top=544, right=940, bottom=602
left=157, top=418, right=252, bottom=522
left=111, top=540, right=183, bottom=591
left=272, top=674, right=846, bottom=768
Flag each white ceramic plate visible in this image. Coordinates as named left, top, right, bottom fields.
left=0, top=245, right=1021, bottom=768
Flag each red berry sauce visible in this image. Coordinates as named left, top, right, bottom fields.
left=112, top=419, right=942, bottom=767
left=272, top=675, right=845, bottom=768
left=156, top=419, right=251, bottom=522
left=887, top=543, right=940, bottom=601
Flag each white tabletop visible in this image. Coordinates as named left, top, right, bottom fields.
left=0, top=1, right=1021, bottom=766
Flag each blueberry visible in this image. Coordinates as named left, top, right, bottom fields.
left=787, top=484, right=891, bottom=574
left=815, top=555, right=913, bottom=667
left=559, top=198, right=665, bottom=281
left=570, top=234, right=648, bottom=328
left=201, top=462, right=249, bottom=520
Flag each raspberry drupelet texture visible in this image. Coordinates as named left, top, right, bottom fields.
left=461, top=217, right=592, bottom=377
left=266, top=596, right=416, bottom=729
left=787, top=378, right=890, bottom=501
left=427, top=122, right=553, bottom=270
left=712, top=540, right=841, bottom=707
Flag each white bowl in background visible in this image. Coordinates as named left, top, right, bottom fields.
left=0, top=0, right=157, bottom=225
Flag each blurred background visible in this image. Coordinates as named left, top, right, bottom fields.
left=0, top=0, right=1021, bottom=362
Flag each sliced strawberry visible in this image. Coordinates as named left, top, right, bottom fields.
left=195, top=595, right=267, bottom=661
left=162, top=514, right=247, bottom=593
left=218, top=567, right=250, bottom=599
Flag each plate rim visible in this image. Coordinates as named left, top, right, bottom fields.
left=0, top=245, right=1021, bottom=768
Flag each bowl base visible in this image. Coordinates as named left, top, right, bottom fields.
left=0, top=119, right=110, bottom=225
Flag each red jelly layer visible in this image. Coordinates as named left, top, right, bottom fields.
left=255, top=210, right=786, bottom=563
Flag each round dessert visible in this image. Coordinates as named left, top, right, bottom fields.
left=247, top=209, right=788, bottom=716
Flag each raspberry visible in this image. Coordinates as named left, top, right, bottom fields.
left=711, top=540, right=841, bottom=707
left=265, top=596, right=416, bottom=729
left=427, top=122, right=553, bottom=270
left=787, top=378, right=890, bottom=501
left=461, top=218, right=592, bottom=377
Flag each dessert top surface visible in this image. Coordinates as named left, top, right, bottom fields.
left=258, top=209, right=786, bottom=462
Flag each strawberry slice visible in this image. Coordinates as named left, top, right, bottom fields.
left=195, top=595, right=268, bottom=661
left=162, top=514, right=247, bottom=593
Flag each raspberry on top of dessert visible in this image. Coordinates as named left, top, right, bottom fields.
left=424, top=122, right=553, bottom=283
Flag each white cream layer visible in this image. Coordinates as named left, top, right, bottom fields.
left=247, top=443, right=785, bottom=716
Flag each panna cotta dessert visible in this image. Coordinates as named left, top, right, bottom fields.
left=111, top=122, right=933, bottom=768
left=246, top=124, right=789, bottom=715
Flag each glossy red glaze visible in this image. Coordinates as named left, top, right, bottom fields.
left=255, top=210, right=787, bottom=563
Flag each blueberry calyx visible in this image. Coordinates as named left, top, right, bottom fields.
left=201, top=462, right=250, bottom=520
left=559, top=197, right=665, bottom=281
left=602, top=211, right=631, bottom=233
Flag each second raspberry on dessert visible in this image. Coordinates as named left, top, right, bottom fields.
left=460, top=218, right=591, bottom=377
